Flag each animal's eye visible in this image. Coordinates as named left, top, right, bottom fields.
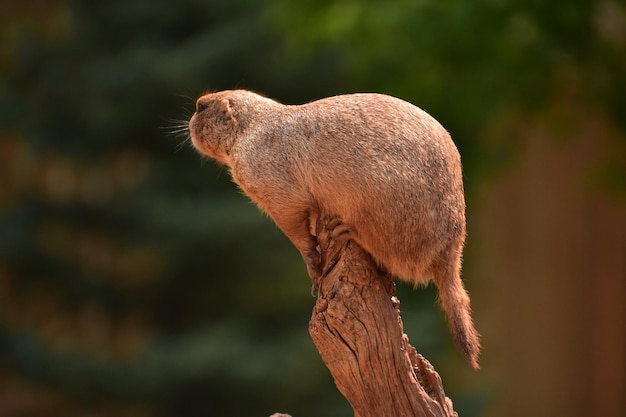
left=196, top=102, right=207, bottom=112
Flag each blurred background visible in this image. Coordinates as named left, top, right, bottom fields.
left=1, top=0, right=625, bottom=416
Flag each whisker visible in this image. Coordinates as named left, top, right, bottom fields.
left=165, top=92, right=197, bottom=155
left=167, top=127, right=190, bottom=136
left=174, top=136, right=193, bottom=154
left=176, top=93, right=196, bottom=102
left=161, top=119, right=191, bottom=136
left=160, top=117, right=195, bottom=154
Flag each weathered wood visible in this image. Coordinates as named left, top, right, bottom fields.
left=308, top=216, right=457, bottom=417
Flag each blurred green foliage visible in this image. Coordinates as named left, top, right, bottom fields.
left=0, top=0, right=624, bottom=416
left=266, top=0, right=626, bottom=187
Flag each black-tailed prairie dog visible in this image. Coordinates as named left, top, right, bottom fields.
left=188, top=89, right=480, bottom=369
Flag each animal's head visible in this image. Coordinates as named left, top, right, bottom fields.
left=189, top=90, right=246, bottom=164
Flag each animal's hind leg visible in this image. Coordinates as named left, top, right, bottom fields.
left=327, top=217, right=352, bottom=245
left=431, top=242, right=481, bottom=369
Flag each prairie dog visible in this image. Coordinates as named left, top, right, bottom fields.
left=188, top=90, right=480, bottom=368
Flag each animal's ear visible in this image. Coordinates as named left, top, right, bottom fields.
left=215, top=98, right=239, bottom=132
left=215, top=98, right=234, bottom=124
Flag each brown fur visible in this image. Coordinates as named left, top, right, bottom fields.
left=189, top=90, right=480, bottom=368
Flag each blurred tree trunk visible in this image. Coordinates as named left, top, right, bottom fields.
left=473, top=107, right=626, bottom=417
left=307, top=217, right=458, bottom=417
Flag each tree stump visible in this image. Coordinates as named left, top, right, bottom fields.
left=307, top=216, right=458, bottom=417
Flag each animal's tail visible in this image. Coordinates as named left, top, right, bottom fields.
left=433, top=260, right=481, bottom=369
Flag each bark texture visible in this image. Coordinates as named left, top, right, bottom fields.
left=307, top=216, right=458, bottom=417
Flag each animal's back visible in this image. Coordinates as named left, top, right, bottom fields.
left=291, top=93, right=465, bottom=282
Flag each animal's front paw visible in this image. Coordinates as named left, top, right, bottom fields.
left=304, top=249, right=322, bottom=282
left=301, top=244, right=321, bottom=292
